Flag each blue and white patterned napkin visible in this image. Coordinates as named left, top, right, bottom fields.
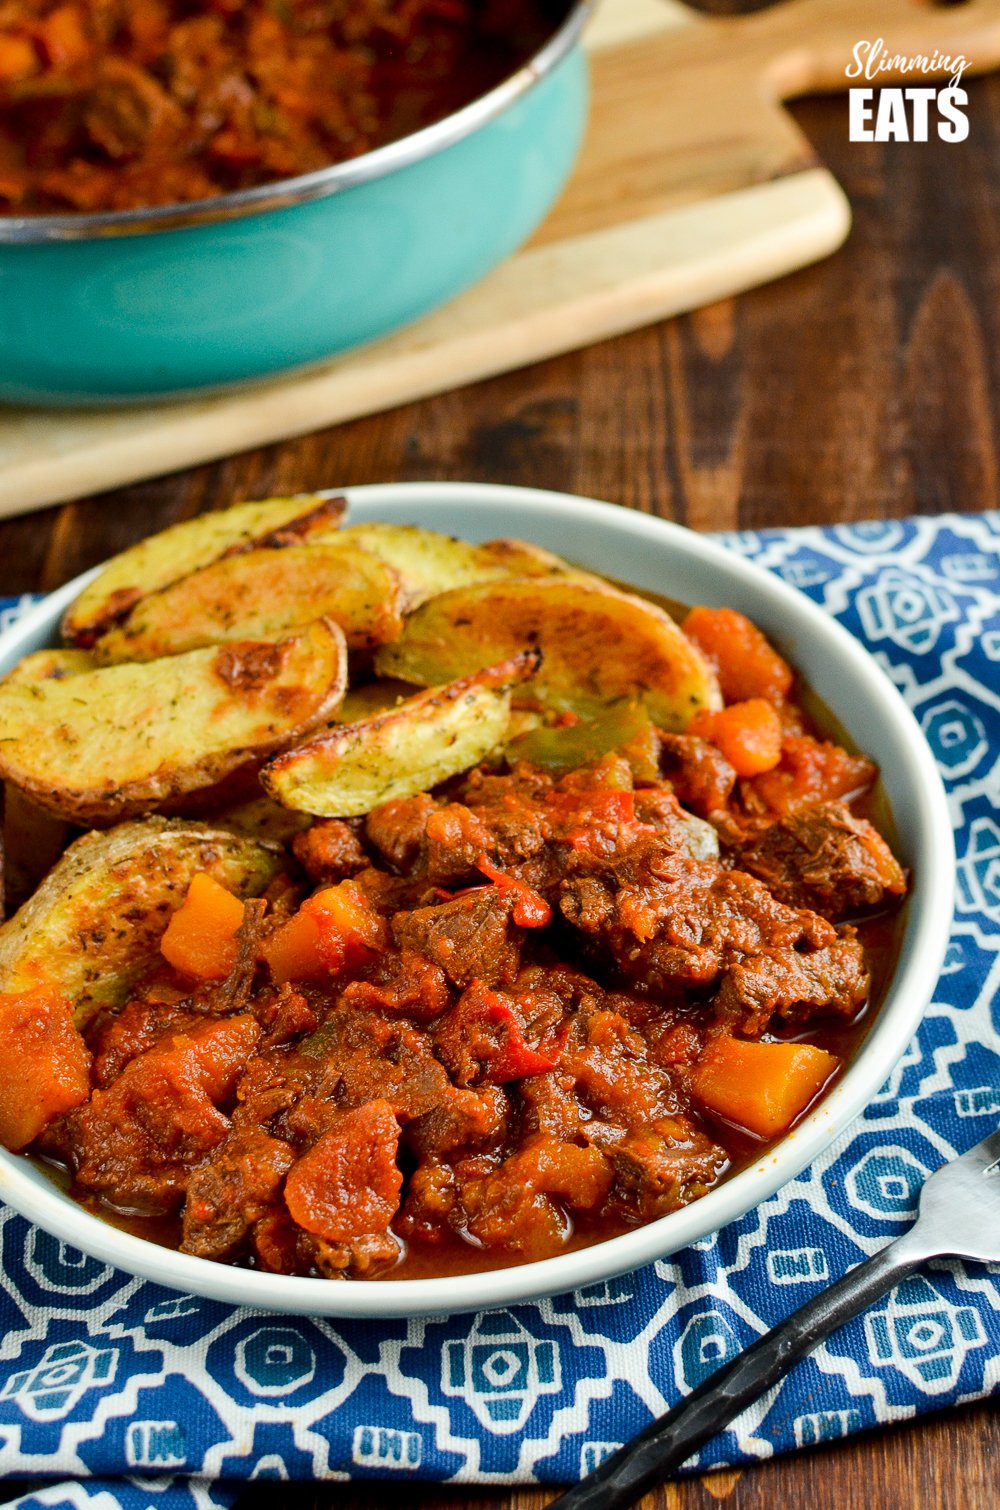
left=0, top=511, right=997, bottom=1509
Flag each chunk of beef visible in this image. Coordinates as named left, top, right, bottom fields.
left=404, top=1083, right=508, bottom=1158
left=251, top=985, right=319, bottom=1047
left=293, top=819, right=367, bottom=882
left=453, top=1137, right=612, bottom=1257
left=339, top=947, right=451, bottom=1021
left=455, top=761, right=555, bottom=813
left=632, top=787, right=720, bottom=859
left=252, top=1208, right=315, bottom=1276
left=310, top=1230, right=402, bottom=1278
left=434, top=982, right=560, bottom=1088
left=563, top=1007, right=683, bottom=1123
left=517, top=1071, right=590, bottom=1142
left=232, top=1046, right=313, bottom=1138
left=285, top=1006, right=504, bottom=1157
left=424, top=803, right=495, bottom=887
left=715, top=932, right=870, bottom=1036
left=397, top=1159, right=459, bottom=1244
left=252, top=1209, right=403, bottom=1279
left=88, top=995, right=203, bottom=1087
left=659, top=733, right=737, bottom=816
left=732, top=802, right=906, bottom=919
left=420, top=760, right=713, bottom=913
left=84, top=59, right=183, bottom=159
left=560, top=839, right=835, bottom=994
left=365, top=793, right=438, bottom=871
left=66, top=1016, right=260, bottom=1212
left=590, top=1118, right=729, bottom=1221
left=181, top=1129, right=295, bottom=1260
left=391, top=887, right=522, bottom=988
left=194, top=898, right=266, bottom=1015
left=348, top=864, right=418, bottom=918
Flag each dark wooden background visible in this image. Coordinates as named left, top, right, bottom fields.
left=2, top=64, right=998, bottom=1510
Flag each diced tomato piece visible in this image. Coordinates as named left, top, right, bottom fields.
left=683, top=606, right=794, bottom=705
left=0, top=988, right=91, bottom=1150
left=284, top=1100, right=402, bottom=1242
left=747, top=735, right=876, bottom=815
left=693, top=1037, right=839, bottom=1139
left=160, top=872, right=246, bottom=981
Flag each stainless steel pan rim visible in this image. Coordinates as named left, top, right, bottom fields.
left=0, top=0, right=594, bottom=245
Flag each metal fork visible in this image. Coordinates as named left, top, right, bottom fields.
left=549, top=1125, right=1000, bottom=1510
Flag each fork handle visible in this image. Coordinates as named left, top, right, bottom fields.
left=548, top=1237, right=926, bottom=1510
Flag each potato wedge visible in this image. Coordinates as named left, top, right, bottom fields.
left=2, top=648, right=98, bottom=685
left=0, top=619, right=347, bottom=825
left=263, top=651, right=540, bottom=817
left=475, top=537, right=582, bottom=577
left=0, top=818, right=282, bottom=1024
left=376, top=578, right=721, bottom=731
left=331, top=677, right=422, bottom=724
left=215, top=795, right=312, bottom=844
left=95, top=544, right=404, bottom=662
left=62, top=493, right=345, bottom=646
left=336, top=523, right=575, bottom=607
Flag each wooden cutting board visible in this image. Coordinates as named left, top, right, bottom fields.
left=2, top=0, right=998, bottom=520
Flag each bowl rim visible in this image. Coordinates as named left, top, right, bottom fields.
left=0, top=0, right=594, bottom=245
left=0, top=481, right=955, bottom=1319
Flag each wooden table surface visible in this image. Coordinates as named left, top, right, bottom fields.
left=2, top=66, right=999, bottom=1510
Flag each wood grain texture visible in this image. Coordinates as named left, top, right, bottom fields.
left=4, top=0, right=999, bottom=518
left=1, top=70, right=998, bottom=1510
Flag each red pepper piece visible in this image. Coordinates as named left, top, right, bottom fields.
left=474, top=856, right=552, bottom=928
left=437, top=983, right=560, bottom=1085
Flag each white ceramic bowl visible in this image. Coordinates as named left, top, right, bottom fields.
left=0, top=483, right=954, bottom=1317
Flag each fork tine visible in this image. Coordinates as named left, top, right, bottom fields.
left=958, top=1124, right=1000, bottom=1170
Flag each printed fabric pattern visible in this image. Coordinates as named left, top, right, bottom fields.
left=0, top=511, right=997, bottom=1503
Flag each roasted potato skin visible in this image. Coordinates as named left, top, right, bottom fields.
left=213, top=794, right=312, bottom=844
left=375, top=577, right=722, bottom=731
left=0, top=619, right=348, bottom=826
left=62, top=493, right=344, bottom=647
left=0, top=818, right=282, bottom=1025
left=331, top=678, right=422, bottom=724
left=222, top=494, right=345, bottom=553
left=262, top=651, right=540, bottom=817
left=334, top=523, right=575, bottom=607
left=2, top=648, right=98, bottom=685
left=94, top=544, right=405, bottom=662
